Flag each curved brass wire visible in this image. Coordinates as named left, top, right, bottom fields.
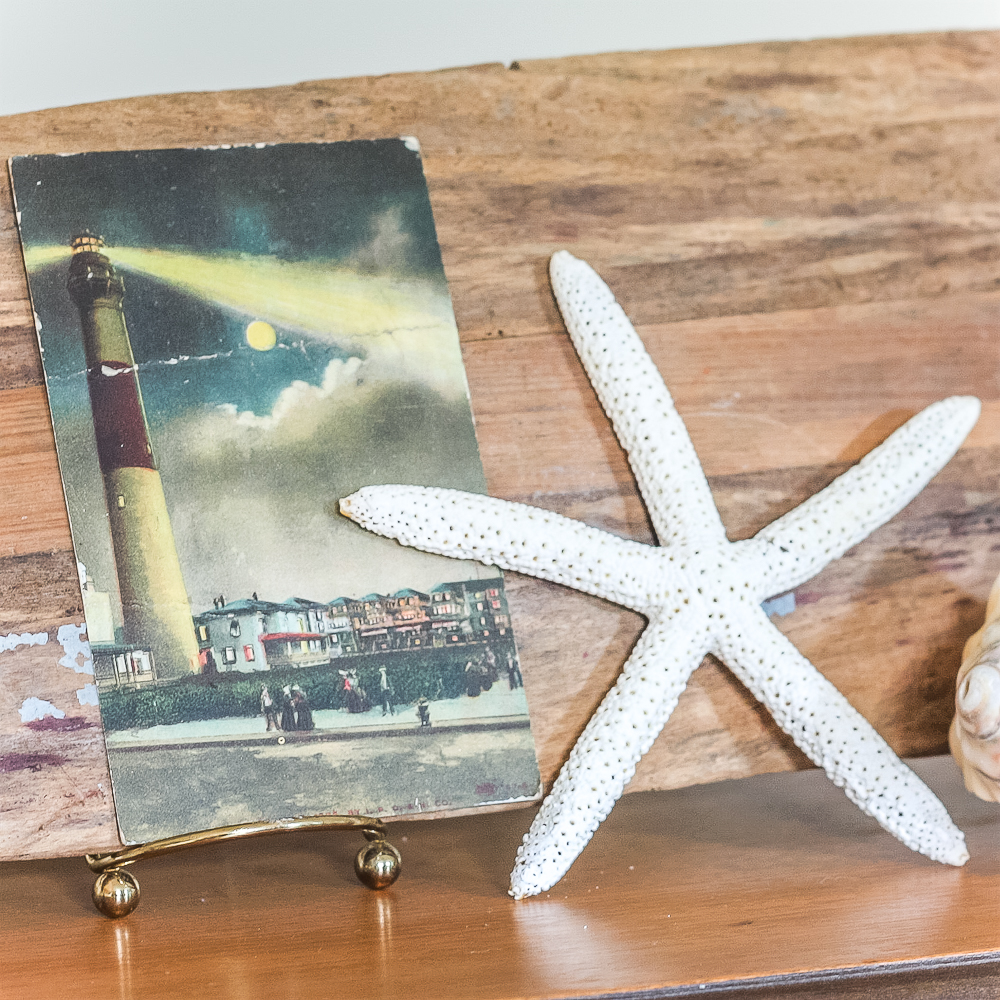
left=86, top=815, right=387, bottom=872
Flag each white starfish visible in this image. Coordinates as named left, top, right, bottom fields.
left=341, top=251, right=978, bottom=899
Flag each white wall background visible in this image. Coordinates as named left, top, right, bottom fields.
left=2, top=0, right=998, bottom=117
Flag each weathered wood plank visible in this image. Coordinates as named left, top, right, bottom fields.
left=0, top=631, right=118, bottom=859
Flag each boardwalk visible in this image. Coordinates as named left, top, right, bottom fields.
left=109, top=723, right=540, bottom=842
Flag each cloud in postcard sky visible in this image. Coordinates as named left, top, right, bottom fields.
left=155, top=367, right=488, bottom=609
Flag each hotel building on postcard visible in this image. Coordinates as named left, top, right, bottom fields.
left=93, top=577, right=514, bottom=685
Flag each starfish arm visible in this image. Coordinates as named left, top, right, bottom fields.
left=550, top=251, right=726, bottom=548
left=509, top=608, right=713, bottom=899
left=340, top=485, right=673, bottom=610
left=714, top=605, right=969, bottom=866
left=738, top=395, right=980, bottom=599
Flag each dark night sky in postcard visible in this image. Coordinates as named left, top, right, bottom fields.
left=11, top=140, right=490, bottom=616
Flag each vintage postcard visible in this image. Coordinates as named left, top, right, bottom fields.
left=10, top=139, right=540, bottom=843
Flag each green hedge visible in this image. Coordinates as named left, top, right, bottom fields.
left=99, top=640, right=517, bottom=731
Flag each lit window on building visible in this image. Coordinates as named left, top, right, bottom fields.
left=223, top=646, right=237, bottom=664
left=197, top=625, right=209, bottom=641
left=116, top=494, right=126, bottom=508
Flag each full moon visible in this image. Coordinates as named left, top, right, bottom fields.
left=245, top=320, right=277, bottom=351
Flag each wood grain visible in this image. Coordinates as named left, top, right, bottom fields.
left=2, top=756, right=1000, bottom=998
left=1, top=30, right=999, bottom=860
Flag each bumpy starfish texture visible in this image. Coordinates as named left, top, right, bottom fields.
left=341, top=251, right=979, bottom=899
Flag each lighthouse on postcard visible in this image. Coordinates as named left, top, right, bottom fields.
left=67, top=232, right=199, bottom=677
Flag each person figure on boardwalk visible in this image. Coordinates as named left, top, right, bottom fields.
left=479, top=653, right=494, bottom=692
left=416, top=696, right=431, bottom=727
left=280, top=685, right=296, bottom=731
left=378, top=666, right=395, bottom=716
left=465, top=658, right=483, bottom=697
left=340, top=669, right=369, bottom=713
left=260, top=685, right=279, bottom=731
left=291, top=685, right=314, bottom=731
left=484, top=646, right=499, bottom=686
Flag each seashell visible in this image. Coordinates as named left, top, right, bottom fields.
left=950, top=572, right=1000, bottom=801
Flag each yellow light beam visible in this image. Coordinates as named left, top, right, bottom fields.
left=21, top=243, right=468, bottom=394
left=105, top=247, right=467, bottom=393
left=107, top=247, right=452, bottom=338
left=22, top=244, right=72, bottom=270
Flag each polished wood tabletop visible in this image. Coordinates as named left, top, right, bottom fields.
left=4, top=757, right=1000, bottom=998
left=2, top=28, right=1000, bottom=997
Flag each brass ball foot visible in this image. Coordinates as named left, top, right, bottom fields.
left=355, top=838, right=401, bottom=890
left=93, top=869, right=141, bottom=918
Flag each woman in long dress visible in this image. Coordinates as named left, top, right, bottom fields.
left=280, top=685, right=296, bottom=731
left=465, top=659, right=482, bottom=697
left=342, top=670, right=368, bottom=713
left=292, top=685, right=314, bottom=731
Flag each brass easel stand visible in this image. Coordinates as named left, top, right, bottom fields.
left=86, top=815, right=401, bottom=918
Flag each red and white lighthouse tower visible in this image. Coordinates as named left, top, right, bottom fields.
left=67, top=232, right=199, bottom=677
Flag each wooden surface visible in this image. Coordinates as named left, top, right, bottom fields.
left=3, top=756, right=1000, bottom=998
left=1, top=31, right=1000, bottom=866
left=2, top=29, right=1000, bottom=999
